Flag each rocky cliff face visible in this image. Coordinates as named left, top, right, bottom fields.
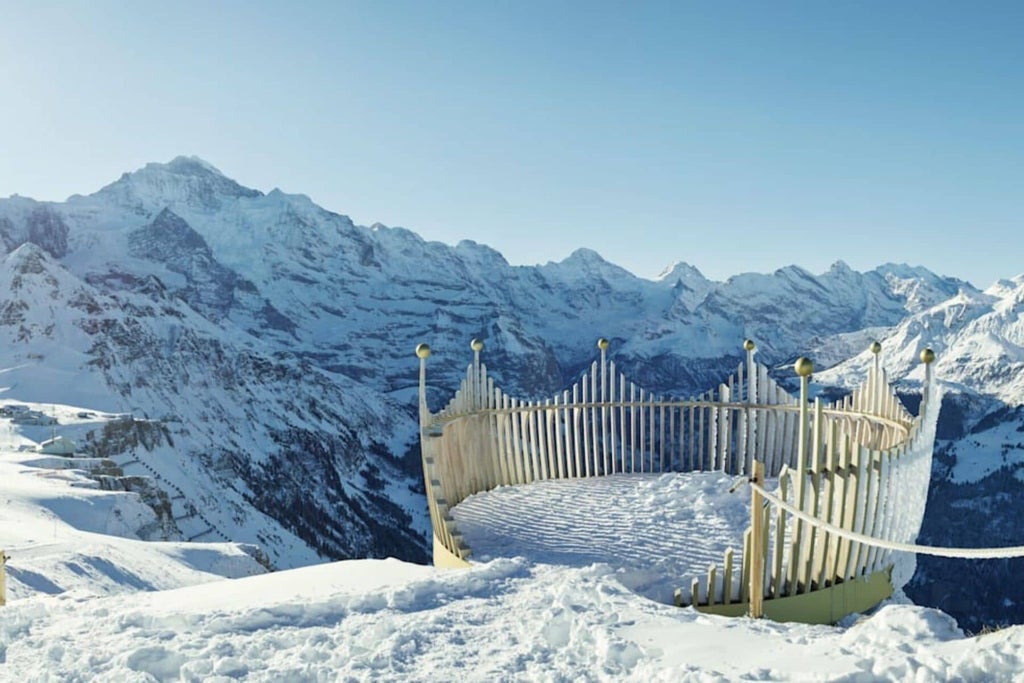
left=1, top=157, right=1020, bottom=626
left=0, top=202, right=70, bottom=258
left=0, top=241, right=425, bottom=569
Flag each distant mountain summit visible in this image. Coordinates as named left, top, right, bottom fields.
left=91, top=155, right=263, bottom=210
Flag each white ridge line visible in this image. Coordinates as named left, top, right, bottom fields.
left=751, top=481, right=1024, bottom=559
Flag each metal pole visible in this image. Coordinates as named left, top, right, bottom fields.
left=789, top=358, right=814, bottom=593
left=471, top=338, right=484, bottom=410
left=416, top=343, right=431, bottom=428
left=920, top=348, right=935, bottom=415
left=744, top=339, right=756, bottom=403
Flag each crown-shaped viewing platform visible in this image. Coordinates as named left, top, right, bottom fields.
left=415, top=338, right=939, bottom=625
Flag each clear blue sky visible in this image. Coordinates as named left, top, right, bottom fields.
left=2, top=1, right=1021, bottom=287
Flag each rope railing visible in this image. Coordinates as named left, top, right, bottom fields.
left=749, top=479, right=1024, bottom=560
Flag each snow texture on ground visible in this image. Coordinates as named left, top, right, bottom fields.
left=4, top=556, right=1023, bottom=682
left=453, top=472, right=751, bottom=604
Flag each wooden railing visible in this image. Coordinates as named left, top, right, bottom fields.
left=416, top=338, right=939, bottom=623
left=694, top=351, right=939, bottom=622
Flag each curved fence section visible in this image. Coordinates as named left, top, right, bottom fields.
left=416, top=338, right=939, bottom=623
left=697, top=366, right=939, bottom=623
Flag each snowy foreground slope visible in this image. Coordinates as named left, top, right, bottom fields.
left=8, top=559, right=1023, bottom=682
left=3, top=446, right=1024, bottom=681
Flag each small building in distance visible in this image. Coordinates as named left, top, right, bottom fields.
left=37, top=435, right=76, bottom=456
left=11, top=411, right=58, bottom=426
left=0, top=405, right=30, bottom=417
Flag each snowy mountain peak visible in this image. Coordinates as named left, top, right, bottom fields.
left=773, top=264, right=817, bottom=280
left=546, top=247, right=635, bottom=280
left=985, top=275, right=1024, bottom=298
left=880, top=268, right=974, bottom=313
left=828, top=259, right=855, bottom=275
left=164, top=155, right=225, bottom=176
left=455, top=239, right=511, bottom=269
left=2, top=242, right=79, bottom=290
left=877, top=262, right=951, bottom=281
left=564, top=247, right=607, bottom=264
left=90, top=156, right=263, bottom=214
left=657, top=260, right=707, bottom=283
left=3, top=240, right=50, bottom=273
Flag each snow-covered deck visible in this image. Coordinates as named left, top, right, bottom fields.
left=452, top=471, right=750, bottom=604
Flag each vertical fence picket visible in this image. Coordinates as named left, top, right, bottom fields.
left=524, top=401, right=539, bottom=482
left=591, top=362, right=600, bottom=476
left=728, top=374, right=736, bottom=471
left=834, top=432, right=857, bottom=581
left=708, top=391, right=718, bottom=471
left=581, top=379, right=592, bottom=478
left=609, top=362, right=618, bottom=474
left=540, top=400, right=553, bottom=480
left=544, top=400, right=556, bottom=480
left=723, top=548, right=735, bottom=604
left=601, top=358, right=610, bottom=477
left=660, top=402, right=667, bottom=473
left=816, top=419, right=839, bottom=588
left=846, top=446, right=872, bottom=580
left=619, top=373, right=627, bottom=473
left=572, top=385, right=582, bottom=480
left=648, top=396, right=656, bottom=473
left=639, top=388, right=647, bottom=473
left=765, top=406, right=778, bottom=476
left=740, top=528, right=753, bottom=604
left=669, top=404, right=677, bottom=471
left=494, top=404, right=510, bottom=487
left=515, top=400, right=528, bottom=484
left=630, top=383, right=638, bottom=473
left=772, top=468, right=789, bottom=598
left=864, top=449, right=888, bottom=573
left=697, top=396, right=705, bottom=471
left=678, top=405, right=687, bottom=473
left=718, top=384, right=730, bottom=473
left=871, top=448, right=895, bottom=572
left=688, top=403, right=696, bottom=472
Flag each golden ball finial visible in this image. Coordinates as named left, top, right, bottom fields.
left=870, top=341, right=882, bottom=355
left=415, top=343, right=431, bottom=359
left=920, top=348, right=935, bottom=364
left=794, top=357, right=814, bottom=377
left=597, top=338, right=610, bottom=351
left=743, top=339, right=756, bottom=352
left=470, top=338, right=484, bottom=352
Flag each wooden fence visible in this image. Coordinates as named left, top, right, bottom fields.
left=416, top=339, right=938, bottom=623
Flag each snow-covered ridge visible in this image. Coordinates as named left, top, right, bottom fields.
left=3, top=157, right=979, bottom=398
left=817, top=273, right=1024, bottom=404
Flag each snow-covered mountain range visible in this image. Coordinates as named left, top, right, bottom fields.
left=2, top=156, right=1022, bottom=628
